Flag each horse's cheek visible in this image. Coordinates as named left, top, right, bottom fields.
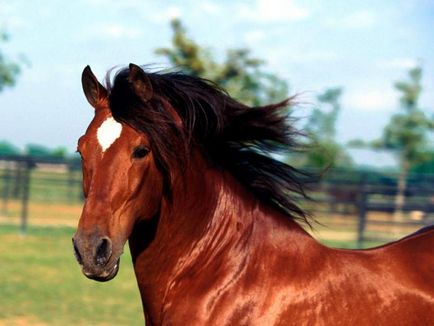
left=127, top=163, right=162, bottom=219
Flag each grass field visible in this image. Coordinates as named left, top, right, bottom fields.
left=0, top=225, right=143, bottom=326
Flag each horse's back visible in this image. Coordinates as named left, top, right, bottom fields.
left=368, top=224, right=434, bottom=296
left=365, top=225, right=434, bottom=275
left=373, top=224, right=434, bottom=252
left=306, top=225, right=434, bottom=324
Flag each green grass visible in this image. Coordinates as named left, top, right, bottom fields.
left=0, top=225, right=143, bottom=325
left=321, top=239, right=382, bottom=249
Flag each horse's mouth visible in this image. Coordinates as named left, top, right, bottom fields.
left=82, top=258, right=121, bottom=282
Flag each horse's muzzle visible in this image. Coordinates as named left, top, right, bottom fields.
left=82, top=257, right=120, bottom=282
left=72, top=233, right=121, bottom=282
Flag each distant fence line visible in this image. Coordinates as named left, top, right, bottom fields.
left=317, top=170, right=434, bottom=246
left=0, top=155, right=82, bottom=233
left=0, top=155, right=433, bottom=246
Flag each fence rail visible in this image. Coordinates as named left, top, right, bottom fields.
left=1, top=155, right=433, bottom=247
left=0, top=155, right=82, bottom=232
left=310, top=169, right=434, bottom=246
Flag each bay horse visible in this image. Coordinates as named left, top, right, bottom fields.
left=73, top=64, right=434, bottom=325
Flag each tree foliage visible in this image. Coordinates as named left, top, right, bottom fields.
left=0, top=140, right=20, bottom=156
left=25, top=144, right=53, bottom=157
left=302, top=87, right=352, bottom=169
left=0, top=29, right=21, bottom=92
left=24, top=144, right=68, bottom=158
left=411, top=151, right=434, bottom=174
left=374, top=66, right=433, bottom=166
left=374, top=65, right=433, bottom=219
left=156, top=19, right=288, bottom=106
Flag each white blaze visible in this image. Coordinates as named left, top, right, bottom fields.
left=97, top=117, right=123, bottom=152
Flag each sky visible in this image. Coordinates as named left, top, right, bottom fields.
left=0, top=0, right=433, bottom=166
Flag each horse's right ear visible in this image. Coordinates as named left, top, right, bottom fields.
left=81, top=65, right=108, bottom=108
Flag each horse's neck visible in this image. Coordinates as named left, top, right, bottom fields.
left=129, top=158, right=309, bottom=323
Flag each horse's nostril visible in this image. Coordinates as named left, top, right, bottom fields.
left=72, top=238, right=83, bottom=265
left=95, top=237, right=112, bottom=266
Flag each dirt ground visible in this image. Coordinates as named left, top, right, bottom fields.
left=0, top=201, right=81, bottom=227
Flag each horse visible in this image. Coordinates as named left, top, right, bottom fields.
left=72, top=64, right=434, bottom=325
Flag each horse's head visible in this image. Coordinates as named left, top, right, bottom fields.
left=72, top=66, right=163, bottom=281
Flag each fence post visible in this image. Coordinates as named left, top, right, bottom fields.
left=357, top=173, right=368, bottom=248
left=1, top=162, right=11, bottom=214
left=20, top=158, right=32, bottom=234
left=67, top=165, right=75, bottom=203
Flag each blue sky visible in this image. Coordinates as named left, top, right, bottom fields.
left=0, top=0, right=433, bottom=165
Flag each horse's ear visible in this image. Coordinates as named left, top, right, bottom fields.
left=128, top=63, right=153, bottom=102
left=82, top=65, right=108, bottom=108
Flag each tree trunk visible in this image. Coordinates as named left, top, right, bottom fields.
left=393, top=159, right=409, bottom=233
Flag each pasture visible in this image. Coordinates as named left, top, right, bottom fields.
left=0, top=224, right=142, bottom=326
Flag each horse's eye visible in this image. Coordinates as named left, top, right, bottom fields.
left=132, top=146, right=149, bottom=159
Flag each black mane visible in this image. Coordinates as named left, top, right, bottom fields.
left=107, top=67, right=312, bottom=224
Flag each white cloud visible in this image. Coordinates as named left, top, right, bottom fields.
left=344, top=10, right=376, bottom=28
left=82, top=24, right=142, bottom=41
left=164, top=6, right=182, bottom=20
left=149, top=6, right=182, bottom=22
left=266, top=48, right=340, bottom=67
left=0, top=3, right=28, bottom=29
left=104, top=25, right=141, bottom=39
left=84, top=0, right=143, bottom=9
left=376, top=58, right=419, bottom=70
left=3, top=16, right=28, bottom=29
left=344, top=89, right=396, bottom=112
left=199, top=2, right=221, bottom=14
left=288, top=51, right=339, bottom=63
left=244, top=30, right=266, bottom=44
left=0, top=2, right=14, bottom=15
left=324, top=10, right=376, bottom=29
left=239, top=0, right=309, bottom=22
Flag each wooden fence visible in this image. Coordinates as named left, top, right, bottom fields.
left=0, top=155, right=82, bottom=233
left=311, top=170, right=434, bottom=247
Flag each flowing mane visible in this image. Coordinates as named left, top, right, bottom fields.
left=106, top=67, right=312, bottom=224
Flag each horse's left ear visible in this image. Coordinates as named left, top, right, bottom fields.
left=128, top=63, right=153, bottom=102
left=82, top=66, right=108, bottom=108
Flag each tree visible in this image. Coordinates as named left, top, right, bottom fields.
left=156, top=19, right=289, bottom=106
left=411, top=151, right=434, bottom=174
left=0, top=140, right=20, bottom=156
left=51, top=147, right=68, bottom=159
left=25, top=144, right=52, bottom=157
left=374, top=65, right=433, bottom=219
left=302, top=88, right=352, bottom=169
left=24, top=143, right=70, bottom=159
left=0, top=29, right=21, bottom=92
